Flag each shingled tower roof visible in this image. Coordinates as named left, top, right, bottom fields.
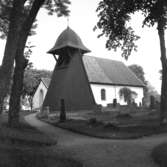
left=48, top=27, right=90, bottom=55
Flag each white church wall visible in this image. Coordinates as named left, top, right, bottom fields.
left=32, top=81, right=48, bottom=110
left=90, top=84, right=144, bottom=107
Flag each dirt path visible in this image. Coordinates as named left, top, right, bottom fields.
left=25, top=114, right=167, bottom=167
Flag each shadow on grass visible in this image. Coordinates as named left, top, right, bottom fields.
left=151, top=143, right=167, bottom=167
left=0, top=147, right=82, bottom=167
left=0, top=113, right=57, bottom=146
left=0, top=112, right=82, bottom=167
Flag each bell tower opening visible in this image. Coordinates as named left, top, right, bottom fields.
left=55, top=47, right=77, bottom=68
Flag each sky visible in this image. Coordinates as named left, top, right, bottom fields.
left=0, top=0, right=166, bottom=93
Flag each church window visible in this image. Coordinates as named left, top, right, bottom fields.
left=101, top=89, right=106, bottom=100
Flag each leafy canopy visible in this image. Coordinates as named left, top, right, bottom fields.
left=0, top=0, right=70, bottom=38
left=23, top=68, right=52, bottom=96
left=128, top=64, right=146, bottom=83
left=95, top=0, right=167, bottom=59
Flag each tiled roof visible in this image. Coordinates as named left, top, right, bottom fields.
left=41, top=78, right=51, bottom=88
left=83, top=56, right=145, bottom=87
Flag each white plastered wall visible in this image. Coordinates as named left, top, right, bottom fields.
left=32, top=82, right=48, bottom=110
left=90, top=84, right=144, bottom=107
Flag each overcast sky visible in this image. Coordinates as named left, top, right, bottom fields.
left=0, top=0, right=166, bottom=93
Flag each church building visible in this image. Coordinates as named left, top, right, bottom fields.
left=43, top=27, right=145, bottom=111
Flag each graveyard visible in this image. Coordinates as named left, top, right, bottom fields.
left=37, top=95, right=164, bottom=140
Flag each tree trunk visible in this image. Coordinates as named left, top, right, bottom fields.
left=158, top=21, right=167, bottom=123
left=7, top=0, right=45, bottom=126
left=0, top=0, right=25, bottom=114
left=8, top=52, right=28, bottom=127
left=29, top=96, right=33, bottom=111
left=0, top=97, right=4, bottom=114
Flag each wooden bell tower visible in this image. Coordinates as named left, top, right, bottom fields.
left=43, top=27, right=95, bottom=111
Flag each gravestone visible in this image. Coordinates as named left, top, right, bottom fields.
left=150, top=95, right=155, bottom=109
left=59, top=99, right=66, bottom=122
left=113, top=98, right=117, bottom=108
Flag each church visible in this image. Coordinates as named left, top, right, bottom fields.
left=43, top=27, right=145, bottom=111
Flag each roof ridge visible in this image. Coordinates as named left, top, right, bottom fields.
left=85, top=55, right=123, bottom=64
left=41, top=77, right=50, bottom=80
left=41, top=78, right=51, bottom=89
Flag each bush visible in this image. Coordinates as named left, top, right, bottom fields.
left=36, top=111, right=48, bottom=119
left=93, top=104, right=102, bottom=112
left=88, top=118, right=97, bottom=124
left=87, top=118, right=103, bottom=126
left=116, top=113, right=132, bottom=119
left=151, top=143, right=167, bottom=167
left=103, top=122, right=119, bottom=130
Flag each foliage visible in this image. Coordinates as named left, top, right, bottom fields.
left=128, top=65, right=160, bottom=105
left=144, top=82, right=160, bottom=106
left=23, top=68, right=52, bottom=111
left=0, top=0, right=70, bottom=126
left=128, top=64, right=146, bottom=84
left=151, top=143, right=167, bottom=167
left=95, top=0, right=167, bottom=59
left=128, top=64, right=148, bottom=98
left=147, top=82, right=160, bottom=100
left=95, top=0, right=167, bottom=121
left=23, top=68, right=52, bottom=96
left=119, top=87, right=137, bottom=104
left=24, top=42, right=35, bottom=70
left=0, top=0, right=70, bottom=39
left=116, top=113, right=132, bottom=119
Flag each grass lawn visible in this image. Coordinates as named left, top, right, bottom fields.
left=0, top=111, right=57, bottom=146
left=42, top=118, right=167, bottom=139
left=39, top=108, right=167, bottom=139
left=0, top=111, right=82, bottom=167
left=0, top=145, right=82, bottom=167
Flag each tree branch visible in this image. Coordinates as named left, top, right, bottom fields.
left=21, top=0, right=45, bottom=39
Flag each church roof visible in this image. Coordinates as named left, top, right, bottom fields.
left=48, top=27, right=90, bottom=55
left=41, top=78, right=51, bottom=89
left=83, top=56, right=145, bottom=87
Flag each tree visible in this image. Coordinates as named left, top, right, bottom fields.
left=128, top=64, right=146, bottom=84
left=95, top=0, right=167, bottom=122
left=119, top=87, right=137, bottom=105
left=128, top=64, right=148, bottom=97
left=23, top=68, right=52, bottom=97
left=0, top=0, right=70, bottom=127
left=145, top=81, right=160, bottom=105
left=23, top=68, right=52, bottom=111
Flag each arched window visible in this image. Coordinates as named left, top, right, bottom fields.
left=101, top=89, right=106, bottom=100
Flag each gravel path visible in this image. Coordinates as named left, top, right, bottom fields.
left=25, top=114, right=167, bottom=167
